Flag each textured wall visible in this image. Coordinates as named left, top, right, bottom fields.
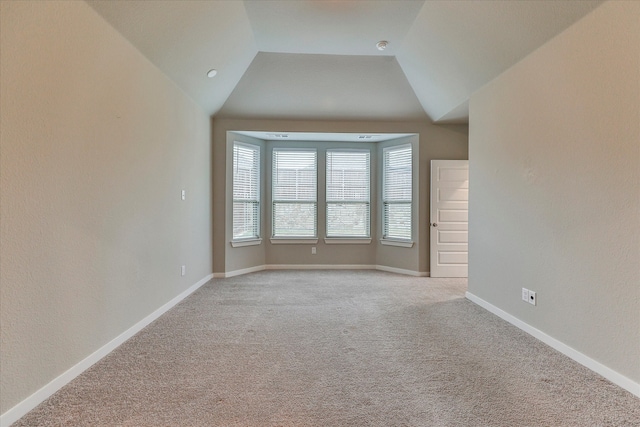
left=0, top=1, right=212, bottom=413
left=213, top=118, right=468, bottom=275
left=468, top=1, right=640, bottom=383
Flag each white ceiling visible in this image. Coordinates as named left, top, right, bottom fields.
left=218, top=53, right=426, bottom=121
left=86, top=0, right=604, bottom=124
left=243, top=0, right=424, bottom=57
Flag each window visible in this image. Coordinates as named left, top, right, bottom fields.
left=272, top=149, right=317, bottom=238
left=326, top=150, right=370, bottom=238
left=382, top=144, right=412, bottom=241
left=232, top=142, right=260, bottom=241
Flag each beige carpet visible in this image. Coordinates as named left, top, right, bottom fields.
left=14, top=270, right=640, bottom=426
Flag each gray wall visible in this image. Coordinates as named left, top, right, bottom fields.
left=213, top=118, right=468, bottom=275
left=468, top=1, right=639, bottom=384
left=0, top=1, right=213, bottom=413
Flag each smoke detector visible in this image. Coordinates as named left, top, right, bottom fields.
left=376, top=41, right=388, bottom=51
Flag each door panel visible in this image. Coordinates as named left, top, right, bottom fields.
left=438, top=251, right=468, bottom=265
left=438, top=209, right=468, bottom=222
left=430, top=160, right=469, bottom=277
left=437, top=230, right=468, bottom=244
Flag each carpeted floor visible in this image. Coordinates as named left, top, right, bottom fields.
left=14, top=270, right=640, bottom=426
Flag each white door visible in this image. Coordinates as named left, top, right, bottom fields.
left=430, top=160, right=469, bottom=277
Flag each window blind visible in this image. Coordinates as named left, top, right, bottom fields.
left=326, top=150, right=370, bottom=237
left=382, top=144, right=412, bottom=240
left=272, top=149, right=317, bottom=237
left=233, top=142, right=260, bottom=240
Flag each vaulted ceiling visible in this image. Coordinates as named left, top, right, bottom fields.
left=86, top=0, right=603, bottom=124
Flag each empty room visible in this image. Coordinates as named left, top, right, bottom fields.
left=1, top=0, right=638, bottom=425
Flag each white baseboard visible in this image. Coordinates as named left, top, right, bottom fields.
left=376, top=265, right=429, bottom=277
left=216, top=264, right=427, bottom=278
left=266, top=264, right=375, bottom=271
left=265, top=264, right=427, bottom=277
left=1, top=273, right=213, bottom=427
left=216, top=265, right=266, bottom=278
left=465, top=291, right=640, bottom=398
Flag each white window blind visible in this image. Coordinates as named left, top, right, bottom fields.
left=272, top=149, right=317, bottom=237
left=232, top=142, right=260, bottom=240
left=326, top=150, right=370, bottom=237
left=382, top=144, right=412, bottom=240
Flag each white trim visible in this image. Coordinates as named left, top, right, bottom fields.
left=465, top=291, right=640, bottom=398
left=381, top=143, right=413, bottom=243
left=380, top=239, right=414, bottom=248
left=266, top=264, right=375, bottom=271
left=324, top=238, right=372, bottom=245
left=0, top=274, right=213, bottom=427
left=215, top=265, right=267, bottom=278
left=270, top=238, right=318, bottom=245
left=233, top=140, right=261, bottom=151
left=232, top=141, right=261, bottom=241
left=376, top=265, right=428, bottom=277
left=230, top=238, right=262, bottom=248
left=215, top=264, right=427, bottom=278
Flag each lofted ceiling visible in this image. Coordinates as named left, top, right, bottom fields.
left=86, top=0, right=603, bottom=124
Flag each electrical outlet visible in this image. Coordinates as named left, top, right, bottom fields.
left=311, top=247, right=316, bottom=255
left=528, top=291, right=536, bottom=306
left=522, top=288, right=529, bottom=302
left=181, top=189, right=186, bottom=201
left=181, top=265, right=186, bottom=276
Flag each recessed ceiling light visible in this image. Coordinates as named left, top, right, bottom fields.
left=207, top=69, right=218, bottom=78
left=376, top=41, right=388, bottom=51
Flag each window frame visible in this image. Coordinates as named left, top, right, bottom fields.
left=325, top=149, right=371, bottom=240
left=381, top=143, right=413, bottom=245
left=231, top=141, right=261, bottom=246
left=271, top=147, right=318, bottom=241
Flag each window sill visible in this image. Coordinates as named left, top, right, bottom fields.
left=270, top=238, right=319, bottom=245
left=380, top=239, right=414, bottom=248
left=324, top=238, right=372, bottom=245
left=230, top=238, right=262, bottom=248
